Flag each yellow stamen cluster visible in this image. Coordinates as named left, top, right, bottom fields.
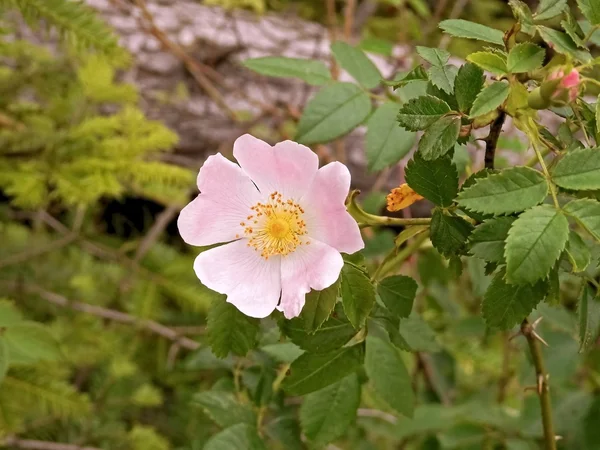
left=242, top=191, right=308, bottom=259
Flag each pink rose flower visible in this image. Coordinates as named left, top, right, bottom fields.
left=178, top=134, right=364, bottom=319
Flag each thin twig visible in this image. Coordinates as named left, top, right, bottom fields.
left=25, top=285, right=200, bottom=351
left=484, top=111, right=506, bottom=169
left=2, top=437, right=101, bottom=450
left=357, top=408, right=398, bottom=424
left=416, top=352, right=451, bottom=406
left=133, top=202, right=182, bottom=263
left=343, top=0, right=357, bottom=40
left=521, top=319, right=557, bottom=450
left=132, top=0, right=237, bottom=121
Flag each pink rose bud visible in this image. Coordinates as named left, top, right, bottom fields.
left=548, top=68, right=580, bottom=103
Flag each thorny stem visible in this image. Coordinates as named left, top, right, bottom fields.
left=484, top=111, right=506, bottom=169
left=521, top=319, right=557, bottom=450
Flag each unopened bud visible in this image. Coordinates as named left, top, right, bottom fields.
left=528, top=68, right=580, bottom=109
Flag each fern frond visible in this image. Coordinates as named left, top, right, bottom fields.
left=1, top=0, right=123, bottom=58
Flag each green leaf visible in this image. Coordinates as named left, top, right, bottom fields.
left=331, top=42, right=382, bottom=89
left=469, top=217, right=516, bottom=263
left=283, top=345, right=364, bottom=395
left=260, top=343, right=304, bottom=363
left=509, top=0, right=536, bottom=34
left=299, top=279, right=340, bottom=333
left=365, top=336, right=414, bottom=417
left=296, top=82, right=372, bottom=144
left=418, top=115, right=461, bottom=160
left=534, top=0, right=567, bottom=21
left=454, top=63, right=485, bottom=113
left=396, top=95, right=451, bottom=132
left=456, top=166, right=548, bottom=215
left=193, top=391, right=256, bottom=428
left=577, top=0, right=600, bottom=25
left=207, top=299, right=260, bottom=358
left=538, top=26, right=592, bottom=62
left=428, top=65, right=459, bottom=94
left=482, top=271, right=548, bottom=329
left=564, top=199, right=600, bottom=241
left=377, top=276, right=418, bottom=318
left=439, top=19, right=505, bottom=45
left=505, top=205, right=570, bottom=284
left=242, top=57, right=331, bottom=85
left=565, top=231, right=591, bottom=272
left=469, top=82, right=510, bottom=118
left=4, top=322, right=61, bottom=364
left=282, top=307, right=356, bottom=353
left=467, top=52, right=508, bottom=75
left=430, top=210, right=474, bottom=257
left=265, top=412, right=303, bottom=450
left=405, top=154, right=458, bottom=207
left=391, top=65, right=429, bottom=88
left=204, top=424, right=266, bottom=450
left=562, top=16, right=586, bottom=48
left=300, top=374, right=361, bottom=446
left=552, top=147, right=600, bottom=190
left=0, top=338, right=8, bottom=384
left=340, top=263, right=376, bottom=329
left=578, top=285, right=600, bottom=352
left=399, top=315, right=441, bottom=352
left=416, top=46, right=450, bottom=66
left=367, top=102, right=416, bottom=171
left=507, top=43, right=545, bottom=73
left=0, top=299, right=23, bottom=328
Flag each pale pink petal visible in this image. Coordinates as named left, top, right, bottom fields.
left=301, top=162, right=364, bottom=254
left=233, top=134, right=319, bottom=199
left=194, top=240, right=282, bottom=318
left=278, top=238, right=343, bottom=319
left=177, top=153, right=261, bottom=246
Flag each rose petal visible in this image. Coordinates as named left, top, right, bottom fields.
left=194, top=240, right=282, bottom=318
left=178, top=153, right=261, bottom=246
left=301, top=162, right=364, bottom=254
left=233, top=134, right=319, bottom=199
left=278, top=238, right=343, bottom=319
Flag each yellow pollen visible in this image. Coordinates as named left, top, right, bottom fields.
left=243, top=192, right=307, bottom=259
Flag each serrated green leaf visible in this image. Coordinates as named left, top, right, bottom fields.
left=399, top=315, right=441, bottom=352
left=469, top=82, right=510, bottom=118
left=578, top=285, right=600, bottom=352
left=365, top=336, right=414, bottom=417
left=467, top=52, right=507, bottom=75
left=509, top=0, right=536, bottom=34
left=300, top=374, right=360, bottom=446
left=4, top=322, right=61, bottom=364
left=418, top=115, right=461, bottom=160
left=564, top=199, right=600, bottom=241
left=456, top=166, right=548, bottom=215
left=0, top=338, right=8, bottom=384
left=538, top=26, right=592, bottom=62
left=299, top=279, right=340, bottom=333
left=265, top=412, right=303, bottom=450
left=242, top=57, right=331, bottom=85
left=370, top=305, right=412, bottom=351
left=207, top=299, right=260, bottom=358
left=577, top=0, right=600, bottom=25
left=340, top=263, right=376, bottom=329
left=534, top=0, right=567, bottom=21
left=204, top=424, right=266, bottom=450
left=428, top=64, right=459, bottom=94
left=505, top=205, right=569, bottom=284
left=439, top=19, right=505, bottom=45
left=454, top=63, right=485, bottom=113
left=0, top=299, right=23, bottom=328
left=482, top=271, right=547, bottom=329
left=459, top=169, right=496, bottom=222
left=430, top=210, right=474, bottom=257
left=405, top=154, right=458, bottom=207
left=391, top=65, right=429, bottom=89
left=377, top=276, right=418, bottom=318
left=507, top=43, right=545, bottom=73
left=565, top=231, right=591, bottom=272
left=552, top=147, right=600, bottom=189
left=296, top=82, right=372, bottom=144
left=416, top=47, right=450, bottom=66
left=260, top=343, right=304, bottom=363
left=367, top=102, right=416, bottom=171
left=193, top=391, right=256, bottom=428
left=562, top=15, right=586, bottom=47
left=469, top=217, right=516, bottom=263
left=282, top=306, right=356, bottom=353
left=427, top=82, right=459, bottom=111
left=397, top=95, right=451, bottom=132
left=283, top=345, right=364, bottom=395
left=331, top=41, right=382, bottom=89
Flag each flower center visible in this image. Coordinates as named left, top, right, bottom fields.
left=238, top=191, right=308, bottom=259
